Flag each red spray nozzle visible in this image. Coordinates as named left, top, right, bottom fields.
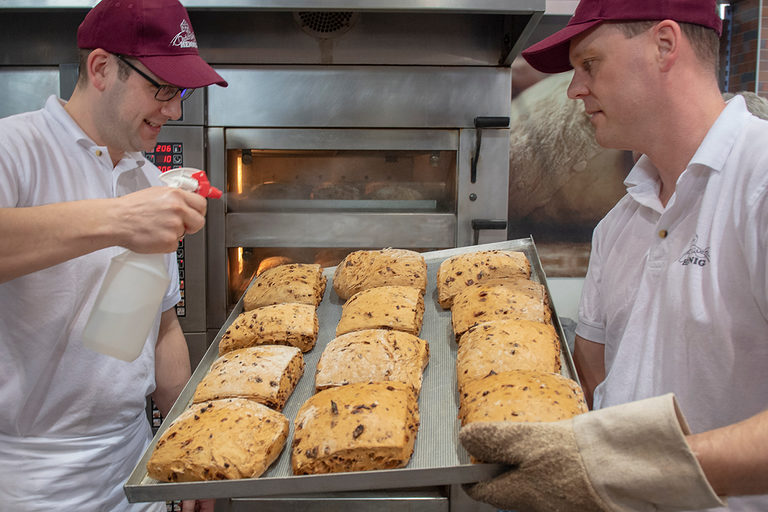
left=190, top=171, right=223, bottom=199
left=159, top=168, right=222, bottom=199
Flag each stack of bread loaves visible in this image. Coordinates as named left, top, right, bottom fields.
left=147, top=263, right=327, bottom=482
left=218, top=263, right=327, bottom=355
left=436, top=249, right=587, bottom=461
left=291, top=248, right=429, bottom=475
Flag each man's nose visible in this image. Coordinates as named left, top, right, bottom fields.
left=566, top=73, right=587, bottom=100
left=161, top=95, right=183, bottom=121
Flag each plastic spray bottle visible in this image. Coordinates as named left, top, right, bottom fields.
left=81, top=168, right=222, bottom=362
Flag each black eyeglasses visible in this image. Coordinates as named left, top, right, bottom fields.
left=115, top=54, right=194, bottom=102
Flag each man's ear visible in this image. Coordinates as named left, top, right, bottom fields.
left=653, top=19, right=681, bottom=72
left=85, top=49, right=113, bottom=92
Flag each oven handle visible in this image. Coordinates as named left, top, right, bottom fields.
left=471, top=219, right=507, bottom=245
left=470, top=116, right=510, bottom=183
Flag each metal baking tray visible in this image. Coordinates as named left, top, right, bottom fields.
left=125, top=238, right=579, bottom=502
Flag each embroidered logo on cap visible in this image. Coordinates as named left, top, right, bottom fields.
left=170, top=19, right=198, bottom=49
left=679, top=235, right=710, bottom=267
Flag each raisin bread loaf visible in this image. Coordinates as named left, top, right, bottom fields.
left=456, top=319, right=560, bottom=393
left=450, top=278, right=550, bottom=338
left=458, top=370, right=587, bottom=426
left=193, top=345, right=305, bottom=410
left=291, top=381, right=420, bottom=474
left=333, top=248, right=427, bottom=300
left=336, top=285, right=425, bottom=337
left=218, top=303, right=318, bottom=355
left=147, top=398, right=289, bottom=482
left=315, top=329, right=429, bottom=394
left=437, top=250, right=531, bottom=309
left=243, top=263, right=326, bottom=311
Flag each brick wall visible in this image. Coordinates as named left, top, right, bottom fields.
left=726, top=0, right=765, bottom=94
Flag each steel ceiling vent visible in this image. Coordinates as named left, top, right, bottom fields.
left=294, top=11, right=360, bottom=39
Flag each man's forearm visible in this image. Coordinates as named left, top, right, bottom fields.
left=152, top=309, right=192, bottom=416
left=687, top=409, right=768, bottom=497
left=573, top=335, right=606, bottom=409
left=0, top=201, right=119, bottom=283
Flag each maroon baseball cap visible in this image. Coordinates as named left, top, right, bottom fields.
left=522, top=0, right=723, bottom=73
left=77, top=0, right=227, bottom=88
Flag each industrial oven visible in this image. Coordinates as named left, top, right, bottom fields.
left=199, top=2, right=544, bottom=338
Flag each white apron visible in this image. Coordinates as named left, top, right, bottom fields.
left=0, top=415, right=164, bottom=512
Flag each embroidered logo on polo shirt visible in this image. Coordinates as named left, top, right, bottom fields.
left=679, top=235, right=710, bottom=267
left=170, top=20, right=198, bottom=49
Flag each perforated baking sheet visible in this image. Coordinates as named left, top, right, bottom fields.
left=125, top=238, right=578, bottom=502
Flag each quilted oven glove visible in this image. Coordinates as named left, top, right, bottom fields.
left=459, top=394, right=725, bottom=512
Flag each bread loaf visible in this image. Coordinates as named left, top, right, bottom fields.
left=450, top=278, right=550, bottom=338
left=193, top=346, right=305, bottom=410
left=256, top=256, right=294, bottom=276
left=218, top=303, right=318, bottom=355
left=243, top=263, right=326, bottom=311
left=437, top=250, right=531, bottom=308
left=315, top=329, right=429, bottom=393
left=147, top=398, right=289, bottom=482
left=456, top=319, right=560, bottom=393
left=458, top=370, right=587, bottom=426
left=332, top=248, right=427, bottom=300
left=291, top=381, right=420, bottom=474
left=336, top=285, right=425, bottom=337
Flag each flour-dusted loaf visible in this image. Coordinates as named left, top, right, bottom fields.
left=315, top=329, right=429, bottom=394
left=450, top=278, right=551, bottom=338
left=243, top=263, right=327, bottom=311
left=291, top=381, right=420, bottom=474
left=332, top=248, right=427, bottom=300
left=336, top=285, right=425, bottom=337
left=147, top=398, right=289, bottom=482
left=456, top=319, right=560, bottom=393
left=192, top=346, right=305, bottom=410
left=458, top=370, right=587, bottom=426
left=218, top=303, right=318, bottom=355
left=437, top=250, right=531, bottom=309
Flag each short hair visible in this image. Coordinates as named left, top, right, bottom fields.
left=76, top=49, right=131, bottom=86
left=611, top=21, right=720, bottom=74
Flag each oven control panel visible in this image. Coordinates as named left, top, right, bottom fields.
left=144, top=141, right=186, bottom=318
left=145, top=142, right=184, bottom=172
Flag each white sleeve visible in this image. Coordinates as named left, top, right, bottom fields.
left=575, top=223, right=607, bottom=345
left=744, top=174, right=768, bottom=321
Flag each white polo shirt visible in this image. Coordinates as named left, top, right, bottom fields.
left=577, top=94, right=768, bottom=430
left=0, top=96, right=177, bottom=511
left=577, top=96, right=768, bottom=511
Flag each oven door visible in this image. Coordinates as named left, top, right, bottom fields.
left=206, top=127, right=477, bottom=327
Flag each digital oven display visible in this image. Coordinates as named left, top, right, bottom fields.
left=143, top=141, right=186, bottom=317
left=144, top=142, right=183, bottom=172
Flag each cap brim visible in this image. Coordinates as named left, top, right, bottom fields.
left=140, top=54, right=228, bottom=89
left=522, top=19, right=603, bottom=74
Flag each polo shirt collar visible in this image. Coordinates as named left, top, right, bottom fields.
left=688, top=94, right=748, bottom=173
left=623, top=95, right=750, bottom=212
left=43, top=95, right=146, bottom=169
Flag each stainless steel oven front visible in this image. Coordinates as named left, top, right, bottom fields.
left=205, top=66, right=513, bottom=330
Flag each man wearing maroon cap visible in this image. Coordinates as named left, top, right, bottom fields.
left=0, top=0, right=225, bottom=511
left=460, top=1, right=768, bottom=511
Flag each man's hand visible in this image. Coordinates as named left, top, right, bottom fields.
left=113, top=186, right=207, bottom=254
left=181, top=499, right=215, bottom=512
left=460, top=394, right=724, bottom=512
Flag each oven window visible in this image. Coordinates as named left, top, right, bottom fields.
left=226, top=149, right=456, bottom=212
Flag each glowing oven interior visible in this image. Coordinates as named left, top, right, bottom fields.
left=225, top=147, right=457, bottom=307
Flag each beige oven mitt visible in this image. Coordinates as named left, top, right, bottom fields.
left=459, top=393, right=725, bottom=512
